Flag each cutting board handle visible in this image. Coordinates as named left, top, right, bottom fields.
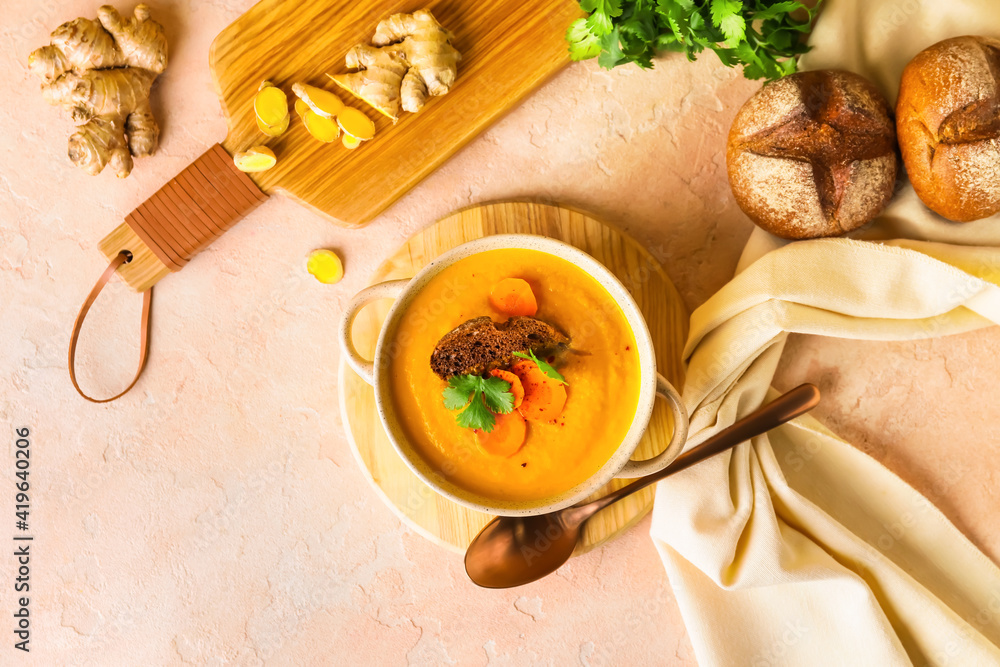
left=98, top=144, right=269, bottom=292
left=70, top=144, right=270, bottom=402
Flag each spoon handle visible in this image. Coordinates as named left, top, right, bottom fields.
left=564, top=384, right=820, bottom=525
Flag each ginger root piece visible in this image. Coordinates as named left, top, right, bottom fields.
left=307, top=249, right=344, bottom=284
left=254, top=81, right=289, bottom=134
left=342, top=134, right=362, bottom=150
left=257, top=112, right=289, bottom=138
left=28, top=4, right=167, bottom=178
left=233, top=146, right=277, bottom=172
left=292, top=83, right=345, bottom=118
left=336, top=107, right=375, bottom=141
left=328, top=9, right=461, bottom=121
left=303, top=110, right=340, bottom=143
left=294, top=98, right=311, bottom=121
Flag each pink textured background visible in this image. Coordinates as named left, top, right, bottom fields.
left=2, top=1, right=998, bottom=664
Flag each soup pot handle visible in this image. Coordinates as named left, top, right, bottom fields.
left=339, top=279, right=411, bottom=386
left=615, top=373, right=689, bottom=479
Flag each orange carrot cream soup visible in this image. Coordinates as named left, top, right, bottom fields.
left=389, top=248, right=641, bottom=502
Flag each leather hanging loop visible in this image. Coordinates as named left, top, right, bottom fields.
left=68, top=251, right=153, bottom=403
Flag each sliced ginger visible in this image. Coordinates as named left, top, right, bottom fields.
left=233, top=146, right=277, bottom=172
left=257, top=113, right=288, bottom=137
left=302, top=110, right=340, bottom=142
left=329, top=9, right=461, bottom=122
left=336, top=107, right=375, bottom=141
left=292, top=83, right=344, bottom=118
left=307, top=249, right=344, bottom=284
left=294, top=98, right=310, bottom=120
left=254, top=81, right=289, bottom=135
left=342, top=134, right=362, bottom=150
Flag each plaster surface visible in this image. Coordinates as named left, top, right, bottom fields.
left=1, top=0, right=997, bottom=664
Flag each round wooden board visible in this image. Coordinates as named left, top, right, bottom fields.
left=338, top=202, right=688, bottom=555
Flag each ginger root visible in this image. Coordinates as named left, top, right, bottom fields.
left=28, top=4, right=167, bottom=178
left=294, top=98, right=311, bottom=121
left=329, top=9, right=460, bottom=122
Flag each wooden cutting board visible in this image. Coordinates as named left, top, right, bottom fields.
left=339, top=202, right=689, bottom=555
left=101, top=0, right=581, bottom=291
left=213, top=0, right=581, bottom=224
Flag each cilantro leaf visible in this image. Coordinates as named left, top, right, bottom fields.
left=567, top=18, right=602, bottom=61
left=481, top=376, right=515, bottom=414
left=442, top=374, right=514, bottom=433
left=716, top=13, right=746, bottom=46
left=708, top=0, right=741, bottom=29
left=456, top=395, right=495, bottom=432
left=443, top=375, right=479, bottom=410
left=580, top=0, right=623, bottom=18
left=513, top=350, right=567, bottom=385
left=569, top=0, right=823, bottom=81
left=582, top=0, right=623, bottom=36
left=597, top=28, right=628, bottom=69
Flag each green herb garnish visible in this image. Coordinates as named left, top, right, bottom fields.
left=566, top=0, right=822, bottom=81
left=513, top=350, right=567, bottom=384
left=443, top=375, right=515, bottom=433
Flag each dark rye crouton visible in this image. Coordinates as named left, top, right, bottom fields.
left=430, top=316, right=569, bottom=380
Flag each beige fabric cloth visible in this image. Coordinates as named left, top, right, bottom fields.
left=649, top=1, right=1000, bottom=665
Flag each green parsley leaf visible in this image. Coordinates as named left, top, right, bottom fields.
left=443, top=375, right=479, bottom=410
left=513, top=350, right=567, bottom=385
left=753, top=2, right=807, bottom=22
left=597, top=28, right=628, bottom=69
left=716, top=13, right=746, bottom=46
left=567, top=18, right=602, bottom=61
left=569, top=0, right=823, bottom=81
left=481, top=376, right=515, bottom=414
left=582, top=0, right=623, bottom=36
left=442, top=374, right=514, bottom=433
left=456, top=395, right=495, bottom=432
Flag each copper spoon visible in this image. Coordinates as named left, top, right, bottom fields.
left=465, top=383, right=821, bottom=588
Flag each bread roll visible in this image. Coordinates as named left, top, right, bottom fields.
left=896, top=36, right=1000, bottom=222
left=727, top=70, right=898, bottom=239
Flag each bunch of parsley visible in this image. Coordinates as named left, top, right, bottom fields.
left=567, top=0, right=822, bottom=81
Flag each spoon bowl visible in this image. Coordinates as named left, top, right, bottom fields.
left=464, top=513, right=578, bottom=589
left=465, top=384, right=821, bottom=588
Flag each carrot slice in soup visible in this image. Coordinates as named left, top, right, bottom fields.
left=474, top=410, right=527, bottom=457
left=490, top=278, right=538, bottom=317
left=489, top=369, right=524, bottom=408
left=510, top=360, right=567, bottom=423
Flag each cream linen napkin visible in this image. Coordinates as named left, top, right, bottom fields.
left=649, top=1, right=1000, bottom=665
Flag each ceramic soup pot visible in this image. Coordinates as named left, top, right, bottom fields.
left=339, top=235, right=688, bottom=516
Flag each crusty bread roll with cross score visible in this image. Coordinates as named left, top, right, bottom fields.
left=896, top=35, right=1000, bottom=222
left=727, top=70, right=899, bottom=239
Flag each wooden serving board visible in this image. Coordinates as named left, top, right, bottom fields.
left=101, top=0, right=581, bottom=291
left=211, top=0, right=582, bottom=224
left=339, top=202, right=689, bottom=555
